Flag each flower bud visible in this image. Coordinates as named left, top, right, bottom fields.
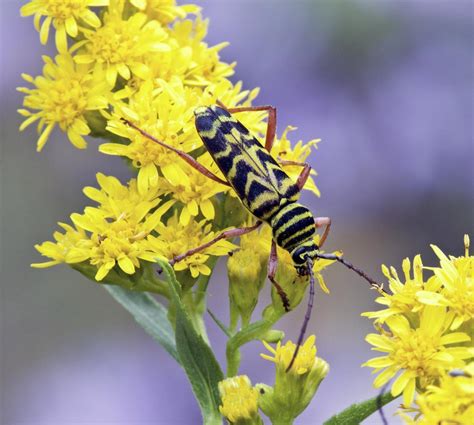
left=259, top=335, right=329, bottom=422
left=227, top=228, right=270, bottom=326
left=219, top=375, right=263, bottom=425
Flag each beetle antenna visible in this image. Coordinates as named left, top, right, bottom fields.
left=286, top=258, right=315, bottom=372
left=315, top=252, right=386, bottom=294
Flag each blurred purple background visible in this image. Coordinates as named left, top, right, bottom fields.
left=1, top=0, right=473, bottom=424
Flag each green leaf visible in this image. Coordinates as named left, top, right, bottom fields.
left=158, top=259, right=224, bottom=425
left=323, top=392, right=398, bottom=425
left=104, top=285, right=179, bottom=362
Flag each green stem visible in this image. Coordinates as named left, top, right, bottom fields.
left=226, top=306, right=282, bottom=376
left=229, top=298, right=239, bottom=333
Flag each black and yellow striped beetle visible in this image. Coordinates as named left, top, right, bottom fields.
left=124, top=102, right=382, bottom=370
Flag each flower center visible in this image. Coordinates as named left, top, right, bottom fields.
left=42, top=77, right=88, bottom=128
left=390, top=332, right=440, bottom=377
left=44, top=0, right=87, bottom=21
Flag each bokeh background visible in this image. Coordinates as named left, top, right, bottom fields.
left=1, top=0, right=472, bottom=424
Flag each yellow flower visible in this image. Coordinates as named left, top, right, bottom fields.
left=259, top=335, right=329, bottom=422
left=32, top=223, right=87, bottom=268
left=32, top=173, right=173, bottom=281
left=82, top=172, right=165, bottom=218
left=166, top=17, right=235, bottom=86
left=74, top=6, right=170, bottom=86
left=412, top=363, right=474, bottom=425
left=129, top=0, right=199, bottom=25
left=20, top=0, right=108, bottom=52
left=262, top=335, right=317, bottom=375
left=160, top=152, right=229, bottom=225
left=18, top=54, right=109, bottom=151
left=417, top=235, right=473, bottom=330
left=362, top=255, right=437, bottom=323
left=274, top=126, right=321, bottom=197
left=218, top=375, right=262, bottom=425
left=103, top=79, right=201, bottom=192
left=363, top=306, right=472, bottom=407
left=148, top=213, right=237, bottom=278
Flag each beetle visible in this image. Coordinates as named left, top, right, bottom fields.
left=124, top=102, right=382, bottom=370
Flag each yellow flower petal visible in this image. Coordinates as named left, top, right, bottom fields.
left=200, top=199, right=214, bottom=220
left=39, top=16, right=52, bottom=45
left=118, top=256, right=135, bottom=274
left=65, top=16, right=78, bottom=37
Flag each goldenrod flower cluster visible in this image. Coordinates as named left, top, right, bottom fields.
left=20, top=0, right=323, bottom=284
left=32, top=173, right=235, bottom=281
left=363, top=235, right=473, bottom=421
left=21, top=2, right=336, bottom=422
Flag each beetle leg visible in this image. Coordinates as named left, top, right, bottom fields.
left=314, top=217, right=331, bottom=248
left=218, top=102, right=277, bottom=153
left=169, top=221, right=262, bottom=265
left=268, top=240, right=291, bottom=312
left=278, top=159, right=312, bottom=191
left=122, top=118, right=230, bottom=187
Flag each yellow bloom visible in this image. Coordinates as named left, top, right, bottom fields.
left=413, top=363, right=474, bottom=425
left=274, top=126, right=321, bottom=197
left=259, top=335, right=329, bottom=422
left=129, top=0, right=199, bottom=25
left=20, top=0, right=108, bottom=52
left=32, top=223, right=87, bottom=268
left=362, top=255, right=437, bottom=323
left=148, top=213, right=236, bottom=278
left=166, top=17, right=234, bottom=86
left=18, top=54, right=109, bottom=151
left=262, top=335, right=317, bottom=375
left=363, top=306, right=472, bottom=407
left=417, top=236, right=473, bottom=330
left=82, top=173, right=166, bottom=218
left=103, top=79, right=201, bottom=192
left=160, top=152, right=229, bottom=225
left=32, top=173, right=173, bottom=281
left=218, top=375, right=261, bottom=425
left=74, top=6, right=170, bottom=86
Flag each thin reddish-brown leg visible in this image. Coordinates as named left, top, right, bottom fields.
left=267, top=240, right=290, bottom=312
left=169, top=221, right=262, bottom=265
left=122, top=119, right=230, bottom=187
left=217, top=101, right=277, bottom=152
left=278, top=159, right=311, bottom=191
left=286, top=258, right=316, bottom=372
left=314, top=217, right=331, bottom=248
